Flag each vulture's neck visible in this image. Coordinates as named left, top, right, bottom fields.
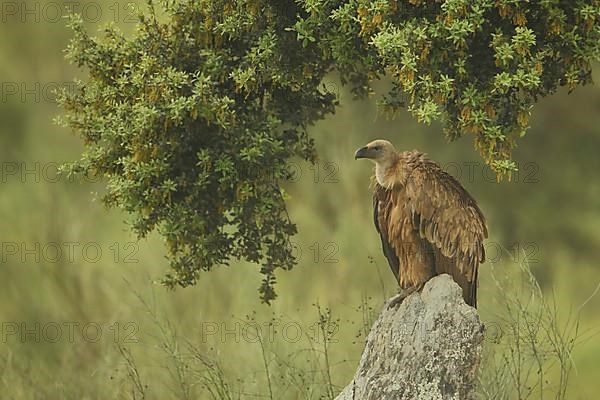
left=375, top=152, right=403, bottom=189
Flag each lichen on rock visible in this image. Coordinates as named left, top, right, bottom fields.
left=336, top=274, right=484, bottom=400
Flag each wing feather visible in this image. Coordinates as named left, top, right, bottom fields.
left=373, top=185, right=400, bottom=282
left=403, top=157, right=488, bottom=306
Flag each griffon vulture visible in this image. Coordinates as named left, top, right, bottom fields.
left=355, top=139, right=487, bottom=308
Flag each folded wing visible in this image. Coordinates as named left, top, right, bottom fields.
left=372, top=157, right=488, bottom=307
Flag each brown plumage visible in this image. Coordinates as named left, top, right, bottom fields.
left=355, top=140, right=488, bottom=307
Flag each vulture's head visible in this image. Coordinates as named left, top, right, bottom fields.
left=354, top=139, right=397, bottom=164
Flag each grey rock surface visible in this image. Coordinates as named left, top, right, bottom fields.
left=336, top=274, right=484, bottom=400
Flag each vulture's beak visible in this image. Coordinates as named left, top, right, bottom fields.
left=354, top=146, right=370, bottom=160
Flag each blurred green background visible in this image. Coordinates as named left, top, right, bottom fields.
left=1, top=1, right=599, bottom=399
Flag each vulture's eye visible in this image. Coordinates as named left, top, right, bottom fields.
left=374, top=146, right=381, bottom=151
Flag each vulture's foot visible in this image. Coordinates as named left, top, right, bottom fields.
left=386, top=283, right=425, bottom=309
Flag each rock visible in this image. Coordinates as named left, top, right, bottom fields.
left=335, top=274, right=484, bottom=400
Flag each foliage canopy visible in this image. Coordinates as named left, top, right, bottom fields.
left=60, top=0, right=600, bottom=302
